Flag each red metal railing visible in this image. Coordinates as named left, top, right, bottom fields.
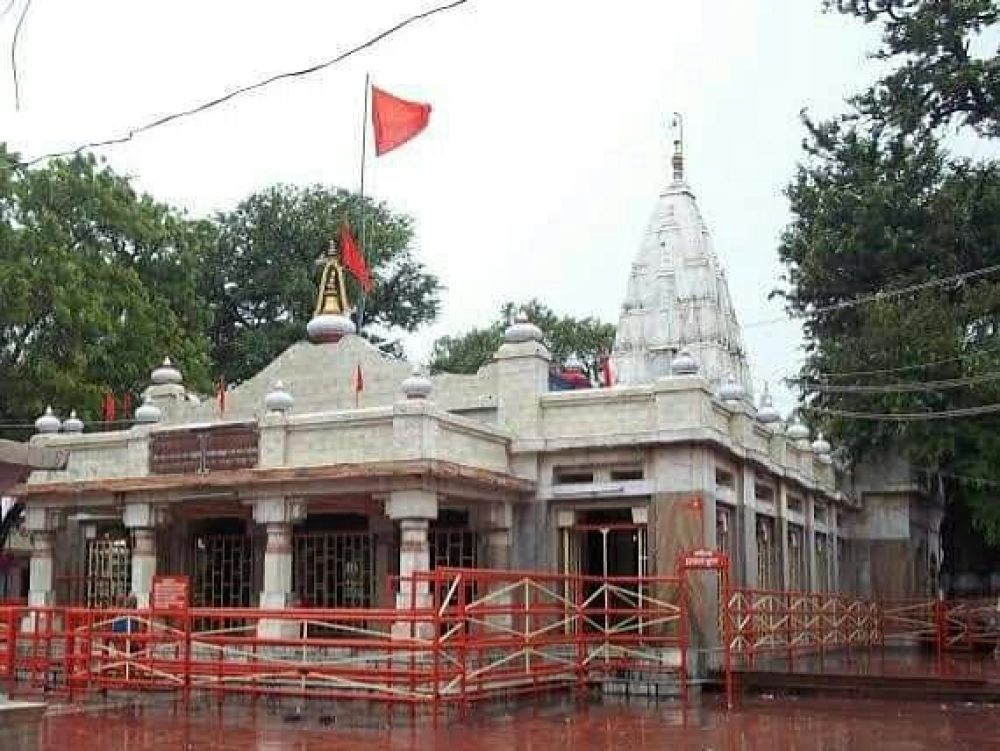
left=726, top=588, right=1000, bottom=673
left=0, top=567, right=688, bottom=706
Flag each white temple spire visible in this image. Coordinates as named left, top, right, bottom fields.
left=612, top=116, right=751, bottom=392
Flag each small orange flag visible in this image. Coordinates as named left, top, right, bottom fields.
left=340, top=223, right=373, bottom=294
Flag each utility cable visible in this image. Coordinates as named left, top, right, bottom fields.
left=745, top=264, right=1000, bottom=329
left=802, top=370, right=1000, bottom=393
left=799, top=342, right=1000, bottom=381
left=810, top=402, right=1000, bottom=421
left=10, top=0, right=31, bottom=110
left=17, top=0, right=471, bottom=166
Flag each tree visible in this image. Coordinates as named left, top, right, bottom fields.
left=776, top=116, right=1000, bottom=542
left=828, top=0, right=1000, bottom=136
left=0, top=147, right=214, bottom=433
left=202, top=185, right=442, bottom=384
left=429, top=300, right=616, bottom=383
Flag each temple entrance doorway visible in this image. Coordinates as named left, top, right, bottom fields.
left=572, top=508, right=647, bottom=579
left=566, top=508, right=648, bottom=633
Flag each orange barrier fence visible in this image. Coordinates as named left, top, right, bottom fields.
left=725, top=589, right=1000, bottom=669
left=0, top=568, right=688, bottom=706
left=724, top=588, right=879, bottom=668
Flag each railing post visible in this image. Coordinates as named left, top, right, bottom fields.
left=934, top=593, right=945, bottom=673
left=721, top=575, right=732, bottom=711
left=5, top=607, right=15, bottom=697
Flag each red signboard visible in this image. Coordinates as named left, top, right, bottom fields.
left=680, top=548, right=727, bottom=570
left=152, top=575, right=190, bottom=611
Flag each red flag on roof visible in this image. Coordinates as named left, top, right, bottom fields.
left=352, top=364, right=364, bottom=393
left=340, top=223, right=373, bottom=293
left=371, top=86, right=431, bottom=156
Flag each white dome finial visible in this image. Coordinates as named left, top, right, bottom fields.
left=756, top=382, right=780, bottom=424
left=151, top=357, right=182, bottom=385
left=134, top=395, right=162, bottom=424
left=504, top=311, right=543, bottom=344
left=62, top=410, right=84, bottom=434
left=402, top=367, right=433, bottom=400
left=35, top=406, right=61, bottom=434
left=264, top=381, right=295, bottom=413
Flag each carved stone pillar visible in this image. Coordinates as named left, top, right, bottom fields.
left=123, top=502, right=166, bottom=608
left=24, top=507, right=61, bottom=609
left=385, top=489, right=437, bottom=638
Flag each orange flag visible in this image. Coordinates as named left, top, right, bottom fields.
left=340, top=223, right=373, bottom=293
left=371, top=86, right=431, bottom=156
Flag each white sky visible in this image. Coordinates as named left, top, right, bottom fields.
left=2, top=0, right=890, bottom=413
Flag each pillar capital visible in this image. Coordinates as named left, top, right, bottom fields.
left=23, top=506, right=62, bottom=533
left=385, top=489, right=438, bottom=521
left=252, top=497, right=305, bottom=526
left=122, top=502, right=169, bottom=529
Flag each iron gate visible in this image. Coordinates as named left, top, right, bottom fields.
left=292, top=532, right=375, bottom=608
left=191, top=533, right=255, bottom=608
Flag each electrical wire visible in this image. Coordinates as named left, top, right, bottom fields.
left=800, top=342, right=1000, bottom=380
left=810, top=402, right=1000, bottom=421
left=10, top=0, right=30, bottom=111
left=17, top=0, right=471, bottom=166
left=745, top=263, right=1000, bottom=329
left=803, top=370, right=1000, bottom=393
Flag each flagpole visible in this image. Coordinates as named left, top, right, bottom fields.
left=357, top=72, right=370, bottom=332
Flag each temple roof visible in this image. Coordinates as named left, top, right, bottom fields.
left=613, top=119, right=751, bottom=391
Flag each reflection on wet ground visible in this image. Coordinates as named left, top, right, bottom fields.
left=39, top=694, right=1000, bottom=750
left=744, top=646, right=1000, bottom=683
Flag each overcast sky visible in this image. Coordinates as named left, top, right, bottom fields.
left=3, top=1, right=897, bottom=412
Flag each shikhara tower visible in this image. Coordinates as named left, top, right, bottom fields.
left=613, top=115, right=751, bottom=392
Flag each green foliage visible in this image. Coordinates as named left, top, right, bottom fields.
left=0, top=146, right=213, bottom=430
left=204, top=185, right=441, bottom=384
left=777, top=119, right=1000, bottom=540
left=429, top=300, right=615, bottom=382
left=0, top=150, right=443, bottom=431
left=828, top=0, right=1000, bottom=136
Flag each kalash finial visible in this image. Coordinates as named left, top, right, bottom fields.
left=670, top=112, right=684, bottom=183
left=306, top=238, right=357, bottom=344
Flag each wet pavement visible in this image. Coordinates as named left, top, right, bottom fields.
left=38, top=695, right=1000, bottom=750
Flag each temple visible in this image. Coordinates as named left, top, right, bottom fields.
left=5, top=122, right=942, bottom=653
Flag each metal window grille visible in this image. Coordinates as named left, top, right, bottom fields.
left=816, top=533, right=830, bottom=591
left=431, top=528, right=478, bottom=569
left=80, top=537, right=131, bottom=608
left=756, top=516, right=777, bottom=589
left=788, top=525, right=805, bottom=591
left=191, top=533, right=255, bottom=609
left=292, top=532, right=374, bottom=608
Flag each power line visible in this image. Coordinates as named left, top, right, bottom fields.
left=800, top=342, right=1000, bottom=380
left=10, top=0, right=30, bottom=111
left=17, top=0, right=471, bottom=167
left=803, top=370, right=1000, bottom=394
left=744, top=264, right=1000, bottom=330
left=810, top=402, right=1000, bottom=421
